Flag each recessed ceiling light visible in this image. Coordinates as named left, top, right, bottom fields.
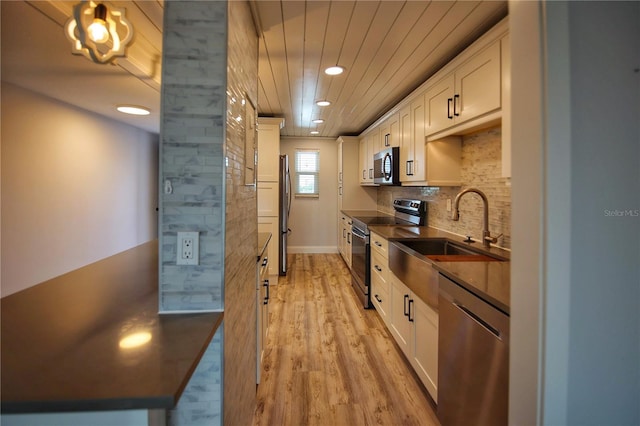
left=316, top=100, right=331, bottom=107
left=116, top=105, right=150, bottom=116
left=312, top=119, right=325, bottom=124
left=325, top=66, right=345, bottom=76
left=310, top=131, right=320, bottom=135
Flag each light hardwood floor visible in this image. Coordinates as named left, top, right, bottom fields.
left=253, top=253, right=440, bottom=426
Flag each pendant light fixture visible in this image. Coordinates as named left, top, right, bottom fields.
left=65, top=1, right=134, bottom=65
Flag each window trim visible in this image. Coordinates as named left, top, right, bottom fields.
left=294, top=149, right=320, bottom=197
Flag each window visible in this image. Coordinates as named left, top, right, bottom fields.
left=295, top=149, right=319, bottom=197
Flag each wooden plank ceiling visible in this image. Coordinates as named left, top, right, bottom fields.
left=253, top=0, right=508, bottom=138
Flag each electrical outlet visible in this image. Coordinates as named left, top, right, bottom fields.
left=177, top=232, right=199, bottom=265
left=446, top=198, right=452, bottom=212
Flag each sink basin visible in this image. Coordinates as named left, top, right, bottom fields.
left=396, top=239, right=478, bottom=256
left=388, top=239, right=505, bottom=310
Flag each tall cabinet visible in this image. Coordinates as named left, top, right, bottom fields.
left=337, top=136, right=377, bottom=265
left=257, top=117, right=284, bottom=277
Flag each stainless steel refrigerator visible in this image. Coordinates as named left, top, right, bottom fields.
left=279, top=155, right=291, bottom=275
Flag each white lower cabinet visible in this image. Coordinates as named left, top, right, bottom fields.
left=388, top=271, right=438, bottom=402
left=256, top=241, right=270, bottom=384
left=339, top=215, right=352, bottom=267
left=411, top=295, right=438, bottom=402
left=389, top=275, right=412, bottom=354
left=370, top=248, right=390, bottom=323
left=369, top=234, right=438, bottom=402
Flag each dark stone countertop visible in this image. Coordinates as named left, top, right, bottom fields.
left=368, top=225, right=511, bottom=315
left=257, top=232, right=272, bottom=261
left=1, top=240, right=223, bottom=414
left=340, top=209, right=392, bottom=219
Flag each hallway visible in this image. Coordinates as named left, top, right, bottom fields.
left=253, top=254, right=439, bottom=426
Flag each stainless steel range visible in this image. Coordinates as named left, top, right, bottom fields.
left=350, top=199, right=426, bottom=308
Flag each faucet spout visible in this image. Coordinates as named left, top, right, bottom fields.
left=452, top=187, right=496, bottom=248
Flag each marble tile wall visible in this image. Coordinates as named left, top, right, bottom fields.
left=223, top=1, right=260, bottom=425
left=159, top=1, right=227, bottom=312
left=167, top=326, right=223, bottom=425
left=378, top=126, right=511, bottom=248
left=159, top=2, right=228, bottom=425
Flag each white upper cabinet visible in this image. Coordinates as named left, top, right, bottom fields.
left=401, top=94, right=462, bottom=186
left=359, top=129, right=379, bottom=186
left=379, top=113, right=400, bottom=148
left=425, top=41, right=501, bottom=138
left=358, top=18, right=509, bottom=184
left=257, top=118, right=284, bottom=182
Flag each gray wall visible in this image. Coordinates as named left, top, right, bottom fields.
left=510, top=1, right=640, bottom=423
left=565, top=2, right=639, bottom=423
left=1, top=83, right=158, bottom=296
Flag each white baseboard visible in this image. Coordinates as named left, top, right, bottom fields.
left=288, top=246, right=339, bottom=254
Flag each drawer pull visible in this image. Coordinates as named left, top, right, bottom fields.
left=374, top=294, right=382, bottom=303
left=404, top=294, right=409, bottom=317
left=374, top=265, right=382, bottom=272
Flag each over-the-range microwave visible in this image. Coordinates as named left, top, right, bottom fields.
left=373, top=147, right=400, bottom=185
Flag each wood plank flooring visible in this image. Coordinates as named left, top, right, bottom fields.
left=253, top=254, right=440, bottom=426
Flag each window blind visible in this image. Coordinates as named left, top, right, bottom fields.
left=295, top=150, right=319, bottom=196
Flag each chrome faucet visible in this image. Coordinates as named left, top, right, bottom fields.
left=452, top=187, right=499, bottom=248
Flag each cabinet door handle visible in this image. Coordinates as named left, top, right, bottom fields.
left=408, top=160, right=414, bottom=176
left=343, top=229, right=346, bottom=238
left=447, top=97, right=453, bottom=119
left=385, top=134, right=390, bottom=147
left=369, top=169, right=373, bottom=179
left=454, top=94, right=460, bottom=117
left=408, top=299, right=414, bottom=322
left=375, top=294, right=382, bottom=303
left=374, top=241, right=382, bottom=247
left=339, top=186, right=343, bottom=196
left=263, top=279, right=269, bottom=304
left=374, top=265, right=382, bottom=272
left=262, top=257, right=268, bottom=266
left=363, top=170, right=366, bottom=180
left=404, top=294, right=409, bottom=317
left=347, top=233, right=351, bottom=244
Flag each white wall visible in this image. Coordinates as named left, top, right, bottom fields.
left=280, top=137, right=338, bottom=253
left=1, top=83, right=159, bottom=296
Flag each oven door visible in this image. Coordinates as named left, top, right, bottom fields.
left=351, top=226, right=370, bottom=308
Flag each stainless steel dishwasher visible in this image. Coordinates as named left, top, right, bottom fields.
left=438, top=274, right=509, bottom=426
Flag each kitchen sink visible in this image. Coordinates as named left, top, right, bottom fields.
left=397, top=239, right=479, bottom=256
left=388, top=239, right=505, bottom=311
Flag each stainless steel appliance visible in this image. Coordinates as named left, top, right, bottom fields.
left=279, top=155, right=291, bottom=275
left=438, top=274, right=509, bottom=426
left=350, top=199, right=426, bottom=308
left=373, top=147, right=400, bottom=185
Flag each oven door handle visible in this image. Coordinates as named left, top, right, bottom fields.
left=351, top=227, right=367, bottom=240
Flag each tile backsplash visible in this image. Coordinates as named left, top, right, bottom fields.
left=378, top=126, right=511, bottom=249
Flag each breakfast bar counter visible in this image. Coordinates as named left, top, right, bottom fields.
left=1, top=241, right=223, bottom=414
